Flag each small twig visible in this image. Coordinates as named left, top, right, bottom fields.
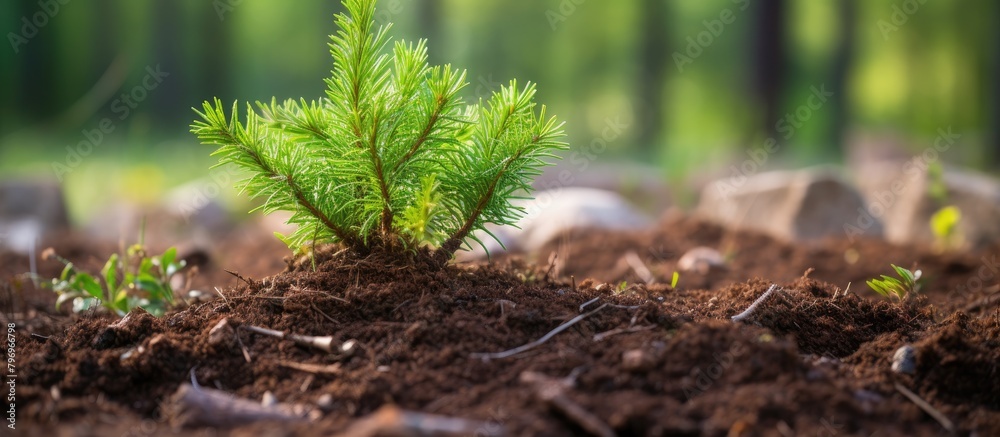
left=624, top=250, right=654, bottom=284
left=544, top=252, right=558, bottom=282
left=571, top=275, right=576, bottom=291
left=279, top=361, right=343, bottom=375
left=894, top=383, right=955, bottom=434
left=335, top=405, right=502, bottom=437
left=472, top=304, right=607, bottom=361
left=225, top=269, right=254, bottom=286
left=30, top=333, right=49, bottom=340
left=235, top=330, right=253, bottom=363
left=521, top=371, right=614, bottom=437
left=579, top=297, right=600, bottom=313
left=593, top=325, right=655, bottom=342
left=731, top=284, right=780, bottom=323
left=241, top=324, right=334, bottom=353
left=311, top=304, right=338, bottom=324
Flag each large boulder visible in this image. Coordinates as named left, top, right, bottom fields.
left=697, top=168, right=882, bottom=242
left=0, top=179, right=70, bottom=253
left=460, top=187, right=651, bottom=259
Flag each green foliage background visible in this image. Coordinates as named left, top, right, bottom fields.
left=1, top=0, right=996, bottom=222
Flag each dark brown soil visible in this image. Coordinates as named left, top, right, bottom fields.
left=4, top=214, right=999, bottom=436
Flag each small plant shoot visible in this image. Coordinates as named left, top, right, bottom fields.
left=40, top=243, right=186, bottom=317
left=930, top=205, right=962, bottom=251
left=866, top=264, right=921, bottom=302
left=192, top=0, right=567, bottom=263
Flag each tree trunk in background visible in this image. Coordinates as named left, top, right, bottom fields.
left=751, top=0, right=786, bottom=143
left=418, top=0, right=442, bottom=65
left=198, top=2, right=231, bottom=105
left=829, top=0, right=855, bottom=160
left=992, top=6, right=1000, bottom=169
left=16, top=0, right=57, bottom=121
left=152, top=0, right=182, bottom=128
left=636, top=0, right=669, bottom=157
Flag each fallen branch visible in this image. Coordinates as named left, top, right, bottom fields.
left=894, top=383, right=955, bottom=434
left=335, top=405, right=502, bottom=437
left=242, top=324, right=335, bottom=353
left=167, top=382, right=317, bottom=427
left=471, top=304, right=607, bottom=361
left=520, top=371, right=614, bottom=437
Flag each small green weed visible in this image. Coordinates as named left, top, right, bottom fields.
left=930, top=205, right=962, bottom=250
left=866, top=264, right=921, bottom=302
left=40, top=242, right=186, bottom=317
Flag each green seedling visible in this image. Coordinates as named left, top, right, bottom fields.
left=41, top=243, right=186, bottom=317
left=192, top=0, right=566, bottom=264
left=866, top=264, right=921, bottom=302
left=670, top=271, right=680, bottom=288
left=930, top=205, right=962, bottom=251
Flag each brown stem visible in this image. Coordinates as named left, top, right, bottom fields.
left=392, top=96, right=446, bottom=174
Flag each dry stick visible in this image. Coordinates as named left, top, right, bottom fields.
left=579, top=297, right=600, bottom=313
left=593, top=325, right=656, bottom=342
left=731, top=284, right=780, bottom=323
left=521, top=371, right=615, bottom=437
left=471, top=304, right=608, bottom=361
left=224, top=269, right=254, bottom=286
left=894, top=383, right=956, bottom=434
left=624, top=250, right=655, bottom=284
left=235, top=331, right=253, bottom=363
left=279, top=361, right=343, bottom=375
left=335, top=405, right=502, bottom=437
left=241, top=325, right=335, bottom=353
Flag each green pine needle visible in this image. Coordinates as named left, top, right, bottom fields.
left=192, top=0, right=567, bottom=262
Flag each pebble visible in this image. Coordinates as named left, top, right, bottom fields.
left=621, top=349, right=655, bottom=372
left=208, top=318, right=235, bottom=348
left=677, top=247, right=725, bottom=274
left=891, top=345, right=916, bottom=374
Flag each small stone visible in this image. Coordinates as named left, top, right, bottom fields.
left=316, top=394, right=334, bottom=411
left=677, top=247, right=725, bottom=274
left=891, top=345, right=916, bottom=374
left=207, top=318, right=235, bottom=348
left=261, top=391, right=277, bottom=407
left=621, top=349, right=655, bottom=372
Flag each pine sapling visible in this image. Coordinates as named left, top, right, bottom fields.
left=192, top=0, right=567, bottom=265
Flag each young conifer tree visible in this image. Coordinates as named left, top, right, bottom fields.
left=192, top=0, right=566, bottom=264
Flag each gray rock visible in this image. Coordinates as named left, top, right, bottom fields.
left=891, top=344, right=916, bottom=374
left=0, top=179, right=69, bottom=253
left=459, top=187, right=651, bottom=259
left=855, top=162, right=1000, bottom=248
left=697, top=168, right=881, bottom=242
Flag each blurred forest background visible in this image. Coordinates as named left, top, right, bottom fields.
left=1, top=0, right=998, bottom=221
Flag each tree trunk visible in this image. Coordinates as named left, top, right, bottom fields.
left=752, top=0, right=786, bottom=142
left=829, top=0, right=855, bottom=160
left=635, top=0, right=669, bottom=157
